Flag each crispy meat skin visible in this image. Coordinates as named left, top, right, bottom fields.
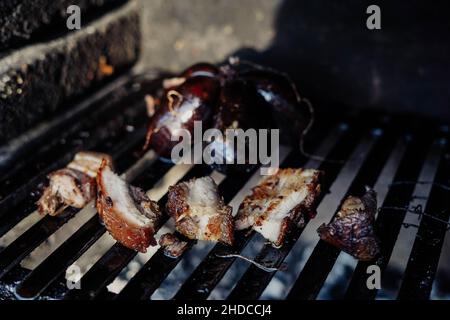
left=96, top=161, right=162, bottom=253
left=166, top=176, right=234, bottom=245
left=317, top=189, right=380, bottom=261
left=159, top=233, right=189, bottom=258
left=67, top=151, right=113, bottom=178
left=235, top=168, right=322, bottom=247
left=37, top=151, right=112, bottom=216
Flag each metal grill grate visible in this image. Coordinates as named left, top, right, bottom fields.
left=0, top=74, right=448, bottom=300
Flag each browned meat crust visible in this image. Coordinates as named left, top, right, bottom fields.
left=67, top=151, right=113, bottom=178
left=159, top=233, right=189, bottom=258
left=235, top=168, right=322, bottom=247
left=96, top=160, right=162, bottom=253
left=37, top=151, right=112, bottom=216
left=317, top=188, right=380, bottom=261
left=37, top=168, right=95, bottom=216
left=166, top=176, right=234, bottom=245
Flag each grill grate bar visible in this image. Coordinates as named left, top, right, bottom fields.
left=377, top=138, right=445, bottom=299
left=229, top=116, right=383, bottom=300
left=15, top=214, right=105, bottom=299
left=344, top=130, right=434, bottom=300
left=397, top=138, right=449, bottom=299
left=0, top=207, right=78, bottom=280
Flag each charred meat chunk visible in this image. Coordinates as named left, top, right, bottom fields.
left=166, top=176, right=234, bottom=245
left=236, top=168, right=322, bottom=247
left=37, top=151, right=112, bottom=216
left=159, top=233, right=189, bottom=258
left=96, top=161, right=162, bottom=253
left=317, top=188, right=380, bottom=261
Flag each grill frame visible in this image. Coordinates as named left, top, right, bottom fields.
left=0, top=73, right=449, bottom=301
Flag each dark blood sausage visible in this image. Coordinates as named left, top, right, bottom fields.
left=240, top=68, right=311, bottom=144
left=143, top=75, right=220, bottom=159
left=208, top=78, right=273, bottom=173
left=317, top=188, right=380, bottom=261
left=143, top=59, right=312, bottom=168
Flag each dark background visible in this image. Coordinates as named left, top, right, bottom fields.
left=139, top=0, right=450, bottom=120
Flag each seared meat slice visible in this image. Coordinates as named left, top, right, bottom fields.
left=166, top=176, right=234, bottom=245
left=67, top=151, right=113, bottom=178
left=235, top=168, right=322, bottom=247
left=96, top=161, right=162, bottom=253
left=159, top=233, right=189, bottom=258
left=37, top=151, right=112, bottom=216
left=317, top=188, right=380, bottom=261
left=37, top=168, right=95, bottom=216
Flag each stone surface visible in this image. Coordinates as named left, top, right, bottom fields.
left=0, top=0, right=120, bottom=50
left=0, top=0, right=140, bottom=144
left=137, top=0, right=278, bottom=72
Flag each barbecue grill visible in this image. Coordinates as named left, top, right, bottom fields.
left=1, top=0, right=449, bottom=301
left=0, top=70, right=448, bottom=300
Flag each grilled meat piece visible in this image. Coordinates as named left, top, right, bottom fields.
left=317, top=188, right=380, bottom=261
left=166, top=176, right=234, bottom=245
left=67, top=151, right=113, bottom=178
left=159, top=233, right=189, bottom=258
left=37, top=168, right=95, bottom=216
left=96, top=161, right=162, bottom=253
left=236, top=168, right=322, bottom=247
left=37, top=151, right=111, bottom=216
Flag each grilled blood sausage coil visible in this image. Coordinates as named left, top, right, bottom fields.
left=143, top=60, right=310, bottom=171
